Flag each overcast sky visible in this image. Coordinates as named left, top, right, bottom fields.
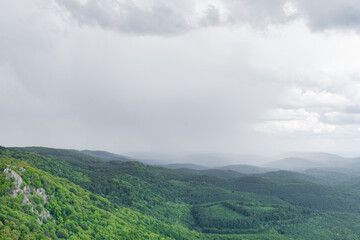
left=2, top=0, right=360, bottom=156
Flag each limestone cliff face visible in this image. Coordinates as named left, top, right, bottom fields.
left=3, top=166, right=53, bottom=224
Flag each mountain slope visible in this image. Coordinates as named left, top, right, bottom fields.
left=176, top=168, right=246, bottom=179
left=81, top=149, right=132, bottom=161
left=161, top=163, right=209, bottom=170
left=0, top=150, right=207, bottom=239
left=6, top=146, right=360, bottom=239
left=217, top=165, right=275, bottom=174
left=264, top=157, right=323, bottom=170
left=254, top=170, right=322, bottom=183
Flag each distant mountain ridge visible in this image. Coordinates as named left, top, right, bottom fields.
left=264, top=157, right=323, bottom=171
left=81, top=149, right=133, bottom=161
left=160, top=163, right=209, bottom=170
left=265, top=152, right=360, bottom=172
left=217, top=164, right=276, bottom=174
left=277, top=152, right=346, bottom=162
left=126, top=152, right=271, bottom=166
left=176, top=168, right=246, bottom=179
left=161, top=163, right=275, bottom=176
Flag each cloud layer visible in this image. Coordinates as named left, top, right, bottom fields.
left=2, top=0, right=360, bottom=156
left=53, top=0, right=360, bottom=35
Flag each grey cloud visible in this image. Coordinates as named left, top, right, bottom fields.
left=225, top=0, right=360, bottom=31
left=296, top=0, right=360, bottom=31
left=52, top=0, right=360, bottom=35
left=55, top=0, right=191, bottom=34
left=4, top=0, right=360, bottom=156
left=322, top=112, right=360, bottom=125
left=200, top=5, right=221, bottom=27
left=344, top=105, right=360, bottom=114
left=224, top=0, right=290, bottom=27
left=0, top=0, right=283, bottom=153
left=53, top=0, right=360, bottom=35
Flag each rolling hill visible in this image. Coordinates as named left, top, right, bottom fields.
left=3, top=146, right=360, bottom=239
left=81, top=149, right=133, bottom=161
left=217, top=164, right=275, bottom=174
left=160, top=163, right=209, bottom=170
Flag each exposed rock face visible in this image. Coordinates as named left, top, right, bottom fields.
left=3, top=166, right=53, bottom=224
left=4, top=167, right=23, bottom=197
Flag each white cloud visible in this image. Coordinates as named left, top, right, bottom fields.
left=255, top=109, right=336, bottom=134
left=283, top=2, right=297, bottom=17
left=281, top=87, right=351, bottom=110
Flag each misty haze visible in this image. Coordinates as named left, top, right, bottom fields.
left=2, top=0, right=360, bottom=239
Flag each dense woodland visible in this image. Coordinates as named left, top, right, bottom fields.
left=2, top=146, right=360, bottom=239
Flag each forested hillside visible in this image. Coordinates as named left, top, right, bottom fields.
left=2, top=146, right=360, bottom=239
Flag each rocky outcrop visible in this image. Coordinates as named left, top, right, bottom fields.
left=4, top=167, right=24, bottom=197
left=3, top=166, right=53, bottom=224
